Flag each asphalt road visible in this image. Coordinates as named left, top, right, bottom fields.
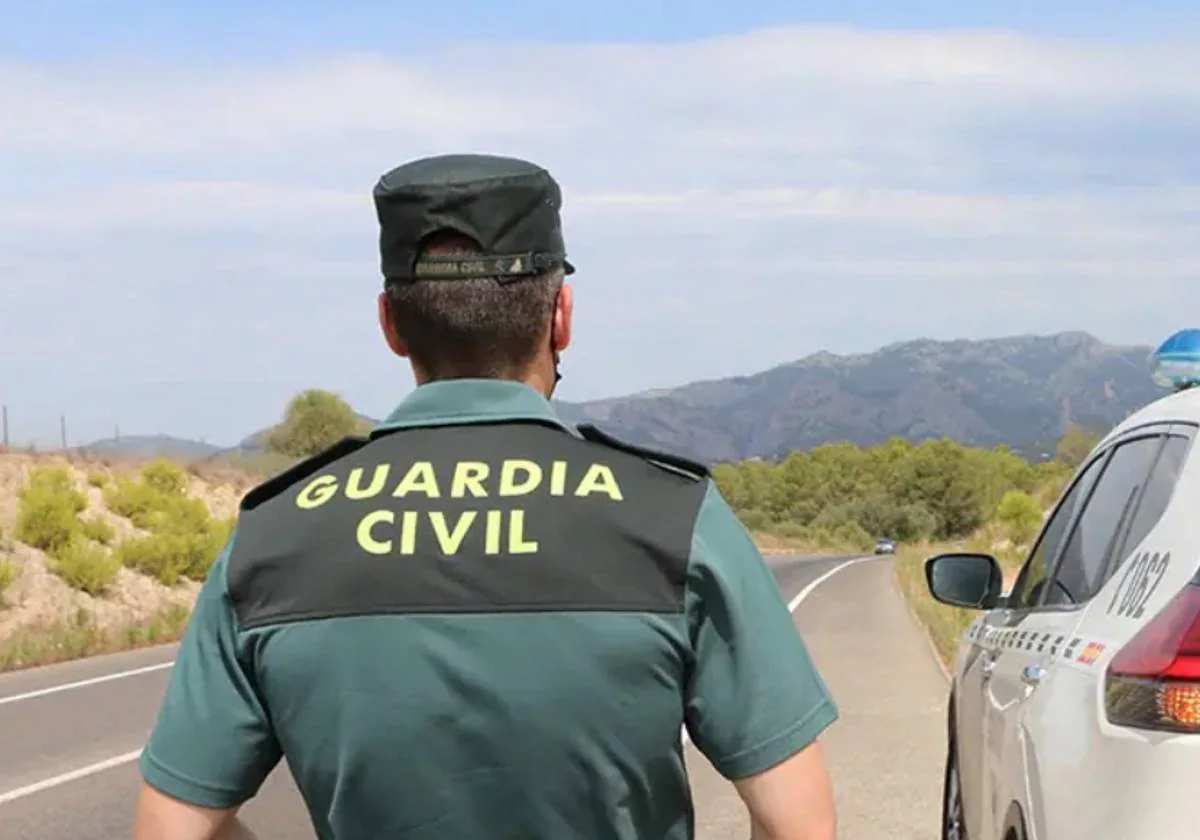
left=0, top=555, right=948, bottom=839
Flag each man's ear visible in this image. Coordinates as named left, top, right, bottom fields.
left=378, top=291, right=410, bottom=358
left=553, top=282, right=573, bottom=353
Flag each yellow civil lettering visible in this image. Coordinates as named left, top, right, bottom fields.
left=508, top=509, right=538, bottom=553
left=484, top=510, right=502, bottom=554
left=296, top=475, right=338, bottom=509
left=346, top=465, right=389, bottom=500
left=357, top=510, right=394, bottom=555
left=430, top=511, right=477, bottom=554
left=398, top=510, right=418, bottom=554
left=549, top=461, right=567, bottom=495
left=451, top=462, right=489, bottom=498
left=393, top=462, right=440, bottom=497
left=499, top=459, right=541, bottom=495
left=574, top=464, right=623, bottom=500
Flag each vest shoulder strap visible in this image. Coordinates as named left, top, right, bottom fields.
left=576, top=423, right=710, bottom=481
left=239, top=435, right=370, bottom=511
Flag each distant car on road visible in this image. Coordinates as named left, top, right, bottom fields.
left=924, top=382, right=1200, bottom=840
left=873, top=538, right=895, bottom=555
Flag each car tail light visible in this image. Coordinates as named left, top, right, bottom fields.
left=1105, top=582, right=1200, bottom=732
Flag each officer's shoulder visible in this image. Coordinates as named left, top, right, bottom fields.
left=575, top=423, right=710, bottom=482
left=239, top=435, right=370, bottom=511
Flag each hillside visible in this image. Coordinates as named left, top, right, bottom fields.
left=0, top=452, right=254, bottom=666
left=555, top=331, right=1159, bottom=461
left=80, top=330, right=1164, bottom=463
left=78, top=434, right=223, bottom=461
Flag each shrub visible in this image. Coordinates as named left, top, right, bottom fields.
left=993, top=490, right=1043, bottom=548
left=142, top=459, right=188, bottom=497
left=116, top=523, right=227, bottom=585
left=15, top=466, right=86, bottom=553
left=264, top=389, right=370, bottom=458
left=115, top=534, right=192, bottom=585
left=103, top=477, right=163, bottom=529
left=80, top=516, right=116, bottom=545
left=50, top=537, right=121, bottom=595
left=86, top=471, right=107, bottom=488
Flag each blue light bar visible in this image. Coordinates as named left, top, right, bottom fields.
left=1150, top=329, right=1200, bottom=391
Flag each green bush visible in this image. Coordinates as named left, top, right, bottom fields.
left=115, top=533, right=192, bottom=585
left=264, top=389, right=371, bottom=458
left=14, top=466, right=86, bottom=553
left=50, top=537, right=121, bottom=595
left=103, top=477, right=163, bottom=529
left=80, top=516, right=116, bottom=545
left=85, top=471, right=107, bottom=488
left=115, top=520, right=228, bottom=585
left=109, top=471, right=234, bottom=584
left=715, top=428, right=1083, bottom=550
left=142, top=459, right=188, bottom=496
left=993, top=490, right=1043, bottom=547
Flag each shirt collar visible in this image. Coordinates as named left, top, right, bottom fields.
left=375, top=379, right=568, bottom=433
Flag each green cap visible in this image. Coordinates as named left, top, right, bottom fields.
left=373, top=153, right=575, bottom=285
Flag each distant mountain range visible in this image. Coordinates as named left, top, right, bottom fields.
left=77, top=331, right=1165, bottom=465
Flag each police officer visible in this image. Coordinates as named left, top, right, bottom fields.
left=133, top=154, right=839, bottom=840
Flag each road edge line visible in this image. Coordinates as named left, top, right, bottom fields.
left=0, top=750, right=143, bottom=806
left=0, top=662, right=175, bottom=707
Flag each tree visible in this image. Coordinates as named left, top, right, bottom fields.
left=993, top=490, right=1043, bottom=547
left=1056, top=424, right=1102, bottom=469
left=264, top=390, right=370, bottom=458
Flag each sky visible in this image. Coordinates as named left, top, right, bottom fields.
left=4, top=1, right=1200, bottom=447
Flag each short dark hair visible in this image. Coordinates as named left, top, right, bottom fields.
left=386, top=232, right=563, bottom=379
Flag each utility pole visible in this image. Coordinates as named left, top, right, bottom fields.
left=60, top=415, right=67, bottom=451
left=1, top=405, right=7, bottom=448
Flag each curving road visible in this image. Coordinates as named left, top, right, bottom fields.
left=0, top=556, right=948, bottom=839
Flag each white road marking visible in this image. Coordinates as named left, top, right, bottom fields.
left=0, top=557, right=874, bottom=806
left=0, top=662, right=174, bottom=707
left=0, top=750, right=143, bottom=806
left=682, top=555, right=873, bottom=746
left=787, top=556, right=873, bottom=613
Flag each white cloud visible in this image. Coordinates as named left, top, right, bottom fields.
left=3, top=25, right=1200, bottom=444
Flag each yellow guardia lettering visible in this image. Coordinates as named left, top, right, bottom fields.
left=392, top=462, right=440, bottom=497
left=451, top=462, right=489, bottom=497
left=296, top=475, right=339, bottom=509
left=498, top=459, right=541, bottom=495
left=346, top=465, right=389, bottom=499
left=312, top=458, right=624, bottom=556
left=574, top=464, right=622, bottom=500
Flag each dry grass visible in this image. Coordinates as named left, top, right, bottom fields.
left=753, top=530, right=867, bottom=556
left=0, top=603, right=191, bottom=671
left=893, top=538, right=1027, bottom=667
left=893, top=542, right=976, bottom=666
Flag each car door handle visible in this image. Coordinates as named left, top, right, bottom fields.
left=1020, top=663, right=1045, bottom=687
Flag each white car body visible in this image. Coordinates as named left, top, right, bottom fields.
left=941, top=386, right=1200, bottom=840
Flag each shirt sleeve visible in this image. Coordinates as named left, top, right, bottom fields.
left=139, top=534, right=282, bottom=809
left=683, top=482, right=838, bottom=780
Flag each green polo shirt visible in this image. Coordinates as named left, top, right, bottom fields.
left=140, top=379, right=837, bottom=839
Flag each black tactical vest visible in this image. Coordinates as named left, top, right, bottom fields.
left=226, top=421, right=710, bottom=631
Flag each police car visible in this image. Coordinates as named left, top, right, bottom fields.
left=925, top=330, right=1200, bottom=840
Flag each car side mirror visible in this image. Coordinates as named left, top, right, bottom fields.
left=924, top=552, right=1003, bottom=610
